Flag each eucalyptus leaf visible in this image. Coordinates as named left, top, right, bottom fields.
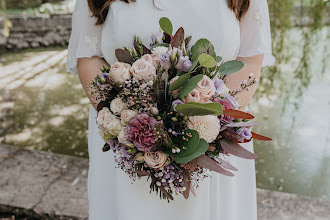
left=198, top=53, right=217, bottom=68
left=219, top=60, right=244, bottom=76
left=169, top=73, right=191, bottom=91
left=175, top=139, right=209, bottom=164
left=216, top=56, right=223, bottom=63
left=178, top=74, right=203, bottom=99
left=175, top=102, right=223, bottom=116
left=159, top=17, right=173, bottom=36
left=191, top=38, right=216, bottom=62
left=175, top=129, right=200, bottom=157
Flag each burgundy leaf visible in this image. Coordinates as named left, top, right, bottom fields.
left=223, top=109, right=254, bottom=120
left=183, top=179, right=191, bottom=199
left=142, top=45, right=152, bottom=55
left=97, top=101, right=108, bottom=112
left=115, top=49, right=134, bottom=64
left=197, top=155, right=234, bottom=176
left=251, top=132, right=272, bottom=141
left=218, top=158, right=238, bottom=171
left=170, top=27, right=185, bottom=48
left=189, top=158, right=198, bottom=171
left=159, top=186, right=174, bottom=200
left=221, top=128, right=241, bottom=141
left=225, top=122, right=262, bottom=127
left=219, top=140, right=258, bottom=159
left=137, top=170, right=151, bottom=177
left=133, top=41, right=141, bottom=57
left=163, top=32, right=172, bottom=43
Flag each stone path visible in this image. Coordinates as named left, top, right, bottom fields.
left=0, top=144, right=329, bottom=220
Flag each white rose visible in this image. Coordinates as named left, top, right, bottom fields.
left=151, top=46, right=169, bottom=57
left=97, top=107, right=112, bottom=125
left=110, top=98, right=126, bottom=115
left=187, top=115, right=220, bottom=143
left=196, top=75, right=216, bottom=101
left=121, top=109, right=137, bottom=125
left=102, top=113, right=122, bottom=138
left=130, top=59, right=156, bottom=81
left=144, top=151, right=168, bottom=169
left=110, top=62, right=132, bottom=84
left=182, top=89, right=201, bottom=103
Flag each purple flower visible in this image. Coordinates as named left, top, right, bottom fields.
left=151, top=32, right=163, bottom=44
left=106, top=139, right=121, bottom=152
left=175, top=56, right=191, bottom=72
left=213, top=77, right=228, bottom=95
left=221, top=94, right=240, bottom=110
left=236, top=127, right=252, bottom=142
left=172, top=99, right=184, bottom=112
left=159, top=53, right=171, bottom=70
left=120, top=146, right=132, bottom=158
left=127, top=113, right=159, bottom=152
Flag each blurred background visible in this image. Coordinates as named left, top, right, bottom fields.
left=0, top=0, right=329, bottom=207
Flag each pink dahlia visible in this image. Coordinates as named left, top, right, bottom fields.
left=127, top=113, right=159, bottom=151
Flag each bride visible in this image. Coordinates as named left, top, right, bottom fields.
left=66, top=0, right=275, bottom=219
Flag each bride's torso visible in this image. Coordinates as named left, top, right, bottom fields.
left=101, top=0, right=241, bottom=64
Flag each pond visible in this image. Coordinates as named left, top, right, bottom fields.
left=0, top=27, right=329, bottom=200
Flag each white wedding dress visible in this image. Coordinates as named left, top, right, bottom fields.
left=66, top=0, right=275, bottom=219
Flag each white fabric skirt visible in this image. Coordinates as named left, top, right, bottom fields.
left=88, top=105, right=257, bottom=220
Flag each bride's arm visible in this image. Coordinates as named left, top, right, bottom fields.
left=223, top=54, right=264, bottom=110
left=77, top=57, right=109, bottom=110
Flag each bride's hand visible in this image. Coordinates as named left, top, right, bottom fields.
left=224, top=54, right=264, bottom=110
left=77, top=56, right=109, bottom=110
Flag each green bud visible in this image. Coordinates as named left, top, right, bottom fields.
left=132, top=46, right=138, bottom=57
left=137, top=36, right=142, bottom=45
left=171, top=117, right=178, bottom=122
left=157, top=116, right=162, bottom=121
left=126, top=149, right=134, bottom=154
left=97, top=75, right=106, bottom=84
left=183, top=116, right=188, bottom=121
left=176, top=49, right=181, bottom=58
left=124, top=46, right=130, bottom=52
left=170, top=49, right=176, bottom=62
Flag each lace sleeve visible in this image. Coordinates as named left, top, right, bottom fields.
left=65, top=0, right=103, bottom=73
left=238, top=0, right=275, bottom=67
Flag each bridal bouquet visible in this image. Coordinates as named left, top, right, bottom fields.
left=89, top=17, right=271, bottom=201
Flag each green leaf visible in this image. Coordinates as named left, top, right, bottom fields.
left=169, top=73, right=191, bottom=91
left=216, top=56, right=223, bottom=63
left=218, top=60, right=244, bottom=76
left=175, top=102, right=223, bottom=116
left=188, top=58, right=199, bottom=72
left=191, top=38, right=216, bottom=62
left=175, top=139, right=209, bottom=164
left=175, top=129, right=200, bottom=157
left=178, top=74, right=203, bottom=99
left=150, top=43, right=169, bottom=51
left=159, top=17, right=173, bottom=36
left=198, top=53, right=217, bottom=68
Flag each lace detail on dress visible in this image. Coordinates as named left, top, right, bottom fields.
left=254, top=8, right=266, bottom=24
left=84, top=35, right=99, bottom=51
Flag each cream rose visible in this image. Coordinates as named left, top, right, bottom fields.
left=144, top=151, right=168, bottom=169
left=97, top=107, right=112, bottom=125
left=117, top=127, right=130, bottom=145
left=187, top=115, right=220, bottom=143
left=182, top=89, right=201, bottom=103
left=110, top=98, right=126, bottom=115
left=102, top=112, right=122, bottom=138
left=121, top=109, right=137, bottom=125
left=130, top=59, right=156, bottom=81
left=196, top=75, right=216, bottom=101
left=110, top=62, right=132, bottom=84
left=141, top=54, right=157, bottom=68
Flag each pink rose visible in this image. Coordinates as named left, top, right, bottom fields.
left=110, top=62, right=132, bottom=84
left=196, top=75, right=216, bottom=102
left=130, top=59, right=156, bottom=82
left=182, top=89, right=201, bottom=103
